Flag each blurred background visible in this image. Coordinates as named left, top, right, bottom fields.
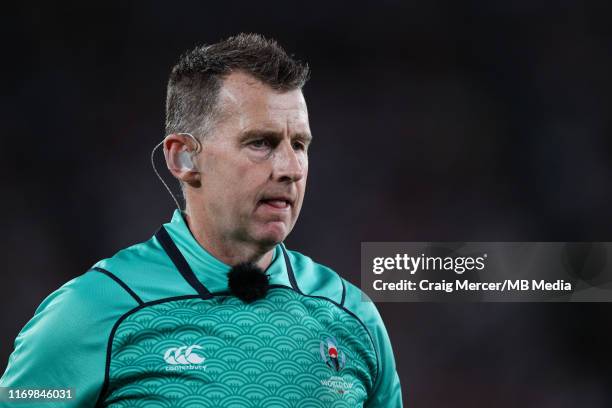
left=2, top=1, right=611, bottom=407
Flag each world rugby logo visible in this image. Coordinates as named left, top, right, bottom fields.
left=163, top=345, right=205, bottom=365
left=319, top=337, right=346, bottom=372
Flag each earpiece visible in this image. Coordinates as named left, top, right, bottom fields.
left=164, top=132, right=201, bottom=173
left=152, top=132, right=202, bottom=211
left=177, top=148, right=196, bottom=171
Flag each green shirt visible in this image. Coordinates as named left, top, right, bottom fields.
left=1, top=211, right=402, bottom=407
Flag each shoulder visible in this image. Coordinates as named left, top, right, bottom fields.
left=15, top=270, right=140, bottom=349
left=93, top=235, right=196, bottom=303
left=284, top=248, right=346, bottom=305
left=285, top=248, right=383, bottom=327
left=0, top=270, right=139, bottom=393
left=341, top=278, right=386, bottom=334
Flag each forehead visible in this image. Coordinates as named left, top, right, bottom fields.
left=215, top=71, right=310, bottom=134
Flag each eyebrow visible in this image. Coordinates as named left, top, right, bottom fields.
left=240, top=129, right=313, bottom=143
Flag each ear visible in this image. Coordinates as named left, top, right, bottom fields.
left=163, top=133, right=201, bottom=186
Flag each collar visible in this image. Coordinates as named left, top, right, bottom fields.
left=161, top=209, right=290, bottom=294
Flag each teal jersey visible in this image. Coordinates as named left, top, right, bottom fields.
left=1, top=211, right=402, bottom=407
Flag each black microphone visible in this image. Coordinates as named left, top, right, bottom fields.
left=227, top=262, right=270, bottom=303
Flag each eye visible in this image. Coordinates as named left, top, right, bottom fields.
left=249, top=139, right=271, bottom=150
left=292, top=141, right=306, bottom=151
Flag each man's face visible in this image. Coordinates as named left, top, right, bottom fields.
left=194, top=71, right=311, bottom=248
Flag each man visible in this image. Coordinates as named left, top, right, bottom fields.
left=1, top=33, right=402, bottom=407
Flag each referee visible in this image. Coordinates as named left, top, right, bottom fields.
left=1, top=33, right=403, bottom=407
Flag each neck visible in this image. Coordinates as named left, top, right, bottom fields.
left=183, top=211, right=276, bottom=271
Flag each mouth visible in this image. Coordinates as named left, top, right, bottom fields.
left=258, top=195, right=294, bottom=211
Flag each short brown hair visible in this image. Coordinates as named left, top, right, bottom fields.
left=165, top=33, right=310, bottom=138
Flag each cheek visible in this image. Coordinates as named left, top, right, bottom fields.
left=299, top=160, right=308, bottom=190
left=202, top=150, right=246, bottom=186
left=200, top=157, right=240, bottom=205
left=293, top=178, right=308, bottom=213
left=216, top=161, right=268, bottom=206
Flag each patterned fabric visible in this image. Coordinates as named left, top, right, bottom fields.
left=0, top=211, right=402, bottom=407
left=105, top=290, right=376, bottom=407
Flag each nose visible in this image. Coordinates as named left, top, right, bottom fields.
left=272, top=140, right=306, bottom=183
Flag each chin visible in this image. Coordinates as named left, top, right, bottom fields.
left=254, top=223, right=290, bottom=246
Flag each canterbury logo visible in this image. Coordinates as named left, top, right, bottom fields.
left=163, top=345, right=205, bottom=365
